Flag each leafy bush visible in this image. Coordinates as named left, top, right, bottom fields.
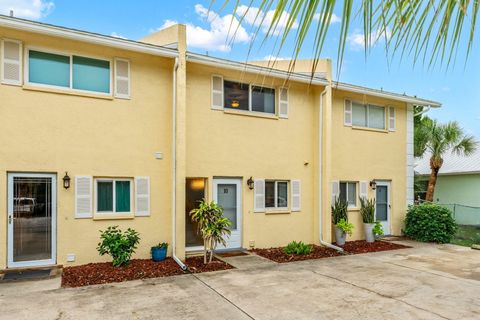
left=152, top=242, right=168, bottom=249
left=404, top=204, right=457, bottom=243
left=359, top=197, right=376, bottom=223
left=97, top=226, right=140, bottom=266
left=373, top=221, right=384, bottom=237
left=332, top=197, right=348, bottom=224
left=283, top=241, right=313, bottom=255
left=336, top=219, right=354, bottom=236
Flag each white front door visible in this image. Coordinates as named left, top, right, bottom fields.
left=375, top=181, right=391, bottom=235
left=8, top=173, right=57, bottom=268
left=213, top=178, right=242, bottom=249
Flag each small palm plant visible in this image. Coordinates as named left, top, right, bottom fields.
left=190, top=199, right=231, bottom=264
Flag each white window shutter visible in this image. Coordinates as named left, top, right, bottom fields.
left=135, top=177, right=150, bottom=216
left=388, top=106, right=396, bottom=131
left=211, top=75, right=224, bottom=110
left=331, top=180, right=340, bottom=205
left=1, top=39, right=22, bottom=85
left=344, top=100, right=352, bottom=126
left=75, top=176, right=92, bottom=218
left=279, top=87, right=289, bottom=118
left=359, top=181, right=368, bottom=201
left=291, top=180, right=301, bottom=211
left=254, top=179, right=265, bottom=212
left=114, top=58, right=130, bottom=98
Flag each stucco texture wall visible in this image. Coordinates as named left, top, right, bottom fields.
left=185, top=62, right=322, bottom=249
left=0, top=27, right=174, bottom=268
left=331, top=89, right=408, bottom=240
left=433, top=174, right=480, bottom=207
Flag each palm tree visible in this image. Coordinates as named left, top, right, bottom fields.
left=217, top=1, right=478, bottom=71
left=422, top=120, right=477, bottom=202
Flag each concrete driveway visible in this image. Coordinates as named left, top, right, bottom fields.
left=0, top=241, right=479, bottom=320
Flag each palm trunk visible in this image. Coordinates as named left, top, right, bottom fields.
left=425, top=166, right=440, bottom=202
left=203, top=239, right=207, bottom=264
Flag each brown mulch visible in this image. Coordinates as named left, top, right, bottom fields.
left=62, top=257, right=234, bottom=288
left=340, top=240, right=411, bottom=254
left=251, top=245, right=343, bottom=263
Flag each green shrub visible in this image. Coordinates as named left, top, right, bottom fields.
left=331, top=197, right=348, bottom=224
left=283, top=241, right=313, bottom=255
left=336, top=219, right=354, bottom=236
left=97, top=226, right=140, bottom=266
left=373, top=221, right=384, bottom=237
left=404, top=204, right=457, bottom=243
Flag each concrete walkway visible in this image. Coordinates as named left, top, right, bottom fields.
left=0, top=241, right=479, bottom=319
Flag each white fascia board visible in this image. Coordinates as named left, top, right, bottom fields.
left=0, top=15, right=178, bottom=58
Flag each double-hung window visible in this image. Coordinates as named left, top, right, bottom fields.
left=224, top=80, right=276, bottom=115
left=95, top=179, right=132, bottom=214
left=352, top=102, right=386, bottom=129
left=339, top=182, right=357, bottom=208
left=265, top=180, right=288, bottom=209
left=27, top=49, right=111, bottom=94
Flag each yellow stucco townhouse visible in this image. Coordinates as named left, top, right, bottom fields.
left=0, top=14, right=440, bottom=270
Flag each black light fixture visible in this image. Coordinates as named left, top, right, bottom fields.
left=63, top=172, right=71, bottom=189
left=369, top=180, right=377, bottom=190
left=247, top=177, right=254, bottom=190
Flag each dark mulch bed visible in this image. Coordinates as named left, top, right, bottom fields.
left=251, top=245, right=343, bottom=263
left=252, top=240, right=411, bottom=263
left=62, top=257, right=234, bottom=288
left=340, top=240, right=411, bottom=254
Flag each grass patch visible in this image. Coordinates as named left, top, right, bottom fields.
left=451, top=225, right=480, bottom=247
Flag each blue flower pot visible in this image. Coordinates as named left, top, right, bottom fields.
left=151, top=246, right=167, bottom=262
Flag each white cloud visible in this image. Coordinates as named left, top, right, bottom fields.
left=110, top=32, right=127, bottom=40
left=263, top=55, right=288, bottom=61
left=313, top=12, right=341, bottom=24
left=347, top=28, right=391, bottom=51
left=0, top=0, right=54, bottom=19
left=156, top=4, right=250, bottom=52
left=236, top=5, right=298, bottom=35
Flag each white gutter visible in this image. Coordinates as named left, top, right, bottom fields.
left=0, top=15, right=178, bottom=58
left=334, top=82, right=441, bottom=108
left=171, top=57, right=187, bottom=271
left=318, top=86, right=344, bottom=253
left=186, top=52, right=330, bottom=86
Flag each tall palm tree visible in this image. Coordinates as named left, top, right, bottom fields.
left=217, top=1, right=478, bottom=72
left=422, top=120, right=477, bottom=202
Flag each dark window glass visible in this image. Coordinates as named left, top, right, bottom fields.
left=251, top=86, right=275, bottom=114
left=224, top=80, right=249, bottom=111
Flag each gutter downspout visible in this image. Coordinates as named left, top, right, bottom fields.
left=172, top=57, right=187, bottom=270
left=319, top=86, right=343, bottom=252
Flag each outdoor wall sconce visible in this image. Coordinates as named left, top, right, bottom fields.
left=247, top=177, right=254, bottom=190
left=63, top=172, right=71, bottom=189
left=369, top=180, right=377, bottom=190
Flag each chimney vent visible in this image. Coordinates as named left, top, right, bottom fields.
left=9, top=10, right=14, bottom=17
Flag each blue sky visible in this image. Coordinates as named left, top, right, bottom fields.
left=2, top=0, right=479, bottom=138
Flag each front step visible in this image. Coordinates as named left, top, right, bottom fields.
left=0, top=265, right=63, bottom=282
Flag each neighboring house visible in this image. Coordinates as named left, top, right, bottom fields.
left=0, top=14, right=441, bottom=270
left=415, top=150, right=480, bottom=207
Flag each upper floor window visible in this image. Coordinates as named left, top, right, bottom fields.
left=352, top=102, right=385, bottom=129
left=224, top=80, right=276, bottom=115
left=27, top=49, right=111, bottom=95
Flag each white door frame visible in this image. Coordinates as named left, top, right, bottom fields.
left=213, top=178, right=242, bottom=249
left=7, top=173, right=57, bottom=268
left=375, top=181, right=391, bottom=235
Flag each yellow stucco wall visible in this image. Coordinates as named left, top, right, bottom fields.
left=0, top=27, right=174, bottom=268
left=185, top=62, right=322, bottom=249
left=331, top=89, right=408, bottom=241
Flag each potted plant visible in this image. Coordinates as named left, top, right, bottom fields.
left=151, top=242, right=168, bottom=262
left=190, top=199, right=231, bottom=264
left=373, top=221, right=384, bottom=239
left=360, top=197, right=376, bottom=243
left=331, top=197, right=353, bottom=246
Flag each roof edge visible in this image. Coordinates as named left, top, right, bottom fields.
left=0, top=15, right=178, bottom=58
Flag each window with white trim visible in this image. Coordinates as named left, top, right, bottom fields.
left=26, top=49, right=112, bottom=95
left=224, top=80, right=276, bottom=115
left=339, top=182, right=357, bottom=208
left=352, top=101, right=386, bottom=129
left=95, top=178, right=133, bottom=214
left=265, top=180, right=288, bottom=209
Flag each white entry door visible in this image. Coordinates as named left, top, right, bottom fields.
left=213, top=178, right=242, bottom=249
left=375, top=181, right=391, bottom=235
left=8, top=173, right=57, bottom=268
